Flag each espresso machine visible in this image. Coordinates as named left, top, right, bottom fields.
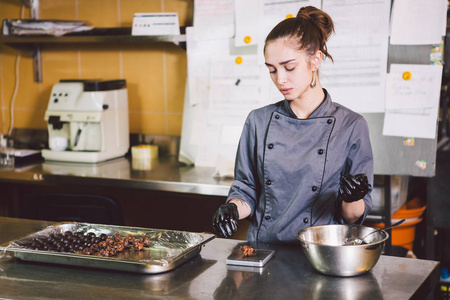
left=42, top=79, right=129, bottom=163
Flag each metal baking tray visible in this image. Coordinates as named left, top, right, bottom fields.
left=0, top=222, right=215, bottom=274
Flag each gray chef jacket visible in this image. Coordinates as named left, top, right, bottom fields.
left=227, top=89, right=374, bottom=244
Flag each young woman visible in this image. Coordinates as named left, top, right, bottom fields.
left=213, top=6, right=373, bottom=244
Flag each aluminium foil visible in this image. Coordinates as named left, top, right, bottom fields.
left=0, top=222, right=215, bottom=274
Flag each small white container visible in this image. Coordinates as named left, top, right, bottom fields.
left=131, top=145, right=159, bottom=170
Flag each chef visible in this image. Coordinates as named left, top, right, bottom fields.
left=212, top=6, right=373, bottom=244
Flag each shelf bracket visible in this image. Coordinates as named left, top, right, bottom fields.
left=33, top=46, right=42, bottom=82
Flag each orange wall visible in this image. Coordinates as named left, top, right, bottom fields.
left=0, top=0, right=192, bottom=136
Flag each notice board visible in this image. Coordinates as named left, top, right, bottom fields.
left=180, top=1, right=446, bottom=178
left=363, top=44, right=441, bottom=177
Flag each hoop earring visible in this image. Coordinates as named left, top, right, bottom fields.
left=310, top=71, right=316, bottom=88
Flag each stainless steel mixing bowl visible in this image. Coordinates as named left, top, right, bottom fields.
left=297, top=224, right=389, bottom=277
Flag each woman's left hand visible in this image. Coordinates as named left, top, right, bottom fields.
left=339, top=173, right=370, bottom=203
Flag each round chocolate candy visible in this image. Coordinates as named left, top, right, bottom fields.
left=140, top=236, right=150, bottom=247
left=113, top=233, right=122, bottom=242
left=133, top=241, right=144, bottom=251
left=82, top=247, right=92, bottom=255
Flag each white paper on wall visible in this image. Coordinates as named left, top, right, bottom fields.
left=193, top=0, right=235, bottom=41
left=320, top=0, right=391, bottom=113
left=234, top=0, right=260, bottom=47
left=383, top=64, right=443, bottom=139
left=390, top=0, right=447, bottom=45
left=207, top=55, right=261, bottom=127
left=186, top=27, right=231, bottom=105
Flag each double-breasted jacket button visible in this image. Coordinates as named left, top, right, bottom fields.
left=327, top=119, right=333, bottom=124
left=266, top=180, right=272, bottom=185
left=318, top=149, right=324, bottom=155
left=275, top=115, right=280, bottom=119
left=303, top=218, right=309, bottom=223
left=268, top=144, right=274, bottom=149
left=265, top=216, right=271, bottom=220
left=312, top=186, right=317, bottom=191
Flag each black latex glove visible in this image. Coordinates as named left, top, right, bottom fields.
left=212, top=203, right=239, bottom=238
left=339, top=173, right=370, bottom=203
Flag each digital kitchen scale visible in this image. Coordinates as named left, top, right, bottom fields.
left=226, top=248, right=275, bottom=267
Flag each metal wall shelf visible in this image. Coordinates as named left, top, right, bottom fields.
left=3, top=1, right=188, bottom=81
left=0, top=28, right=186, bottom=82
left=0, top=29, right=186, bottom=48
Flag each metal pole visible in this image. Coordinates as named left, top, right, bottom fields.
left=384, top=175, right=392, bottom=255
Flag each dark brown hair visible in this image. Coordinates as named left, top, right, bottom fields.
left=265, top=6, right=334, bottom=62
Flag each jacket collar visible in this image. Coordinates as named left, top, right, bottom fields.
left=281, top=89, right=332, bottom=119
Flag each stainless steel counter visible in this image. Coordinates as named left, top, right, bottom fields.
left=0, top=156, right=233, bottom=196
left=0, top=217, right=440, bottom=299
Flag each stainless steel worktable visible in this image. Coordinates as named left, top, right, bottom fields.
left=0, top=156, right=233, bottom=196
left=0, top=217, right=440, bottom=299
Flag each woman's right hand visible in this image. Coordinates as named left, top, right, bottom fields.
left=212, top=203, right=239, bottom=238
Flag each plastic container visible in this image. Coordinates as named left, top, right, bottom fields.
left=366, top=197, right=426, bottom=250
left=131, top=145, right=159, bottom=170
left=393, top=197, right=427, bottom=220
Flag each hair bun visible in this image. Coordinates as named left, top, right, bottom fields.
left=264, top=5, right=335, bottom=62
left=296, top=6, right=316, bottom=19
left=296, top=8, right=311, bottom=20
left=296, top=6, right=334, bottom=41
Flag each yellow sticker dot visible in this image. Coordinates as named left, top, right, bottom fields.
left=286, top=14, right=294, bottom=19
left=402, top=71, right=412, bottom=80
left=235, top=56, right=243, bottom=64
left=244, top=36, right=252, bottom=44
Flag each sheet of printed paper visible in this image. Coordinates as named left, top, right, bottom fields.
left=186, top=27, right=230, bottom=106
left=383, top=64, right=443, bottom=139
left=184, top=27, right=231, bottom=166
left=207, top=55, right=262, bottom=127
left=195, top=55, right=273, bottom=168
left=179, top=82, right=224, bottom=167
left=234, top=0, right=259, bottom=47
left=321, top=0, right=391, bottom=113
left=383, top=108, right=439, bottom=139
left=385, top=64, right=443, bottom=110
left=193, top=0, right=235, bottom=41
left=390, top=0, right=447, bottom=45
left=256, top=0, right=321, bottom=64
